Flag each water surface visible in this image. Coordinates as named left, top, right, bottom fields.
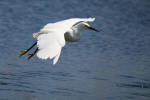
left=0, top=0, right=149, bottom=100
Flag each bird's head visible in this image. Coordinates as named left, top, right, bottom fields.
left=82, top=22, right=99, bottom=32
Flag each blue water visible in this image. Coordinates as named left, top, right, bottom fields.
left=0, top=0, right=150, bottom=100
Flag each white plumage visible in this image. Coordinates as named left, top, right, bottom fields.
left=20, top=18, right=98, bottom=65
left=36, top=31, right=64, bottom=64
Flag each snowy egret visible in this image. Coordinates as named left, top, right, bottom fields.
left=19, top=18, right=99, bottom=64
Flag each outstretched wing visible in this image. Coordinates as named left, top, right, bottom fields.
left=41, top=18, right=95, bottom=32
left=36, top=31, right=65, bottom=65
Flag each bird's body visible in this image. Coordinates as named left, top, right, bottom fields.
left=19, top=18, right=99, bottom=65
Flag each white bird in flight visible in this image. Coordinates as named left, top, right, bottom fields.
left=19, top=18, right=99, bottom=64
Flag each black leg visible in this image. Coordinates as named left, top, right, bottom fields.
left=19, top=41, right=37, bottom=57
left=27, top=47, right=38, bottom=60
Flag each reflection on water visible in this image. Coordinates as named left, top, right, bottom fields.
left=0, top=0, right=150, bottom=100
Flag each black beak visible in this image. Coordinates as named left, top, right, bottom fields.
left=89, top=27, right=99, bottom=32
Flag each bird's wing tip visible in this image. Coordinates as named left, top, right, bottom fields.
left=88, top=17, right=95, bottom=22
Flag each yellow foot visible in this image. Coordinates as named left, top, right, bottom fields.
left=19, top=50, right=28, bottom=57
left=27, top=53, right=35, bottom=60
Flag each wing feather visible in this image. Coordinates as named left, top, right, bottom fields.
left=36, top=31, right=65, bottom=64
left=41, top=18, right=95, bottom=32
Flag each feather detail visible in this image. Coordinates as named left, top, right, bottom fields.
left=36, top=31, right=65, bottom=65
left=53, top=50, right=61, bottom=65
